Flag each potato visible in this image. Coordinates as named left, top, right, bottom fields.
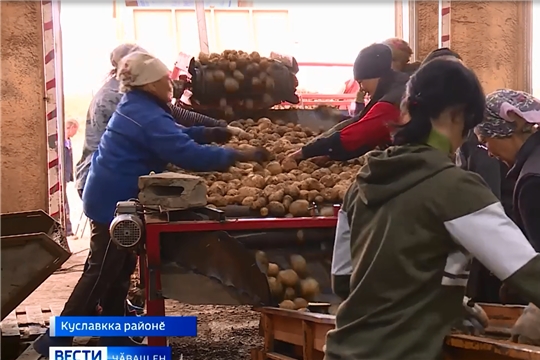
left=290, top=255, right=307, bottom=277
left=245, top=174, right=266, bottom=189
left=301, top=178, right=324, bottom=191
left=282, top=195, right=293, bottom=212
left=268, top=189, right=285, bottom=203
left=243, top=197, right=258, bottom=208
left=289, top=200, right=311, bottom=217
left=238, top=187, right=261, bottom=199
left=251, top=197, right=267, bottom=210
left=267, top=277, right=283, bottom=297
left=320, top=174, right=339, bottom=188
left=278, top=269, right=299, bottom=287
left=224, top=77, right=239, bottom=92
left=279, top=300, right=296, bottom=310
left=293, top=297, right=309, bottom=310
left=266, top=161, right=282, bottom=175
left=267, top=263, right=280, bottom=277
left=208, top=181, right=228, bottom=196
left=307, top=190, right=319, bottom=202
left=283, top=287, right=296, bottom=300
left=284, top=184, right=300, bottom=198
left=260, top=207, right=269, bottom=217
left=207, top=195, right=227, bottom=207
left=268, top=201, right=286, bottom=217
left=281, top=157, right=298, bottom=172
left=300, top=278, right=320, bottom=300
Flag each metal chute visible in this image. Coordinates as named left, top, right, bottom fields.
left=1, top=210, right=70, bottom=320
left=160, top=230, right=272, bottom=306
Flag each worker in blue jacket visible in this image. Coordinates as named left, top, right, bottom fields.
left=34, top=51, right=270, bottom=355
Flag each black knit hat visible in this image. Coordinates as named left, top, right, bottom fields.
left=422, top=47, right=462, bottom=64
left=353, top=43, right=393, bottom=81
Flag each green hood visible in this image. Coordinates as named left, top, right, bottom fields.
left=357, top=145, right=455, bottom=206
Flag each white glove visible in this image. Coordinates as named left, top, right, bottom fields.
left=511, top=303, right=540, bottom=345
left=227, top=125, right=246, bottom=136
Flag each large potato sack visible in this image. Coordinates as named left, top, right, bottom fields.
left=187, top=50, right=300, bottom=119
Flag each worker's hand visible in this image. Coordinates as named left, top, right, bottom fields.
left=236, top=147, right=271, bottom=163
left=203, top=127, right=233, bottom=144
left=217, top=120, right=228, bottom=127
left=510, top=303, right=540, bottom=345
left=310, top=156, right=331, bottom=166
left=287, top=149, right=304, bottom=162
left=227, top=125, right=247, bottom=136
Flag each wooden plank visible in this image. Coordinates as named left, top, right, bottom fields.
left=1, top=311, right=21, bottom=337
left=49, top=304, right=63, bottom=318
left=263, top=314, right=274, bottom=354
left=445, top=334, right=540, bottom=359
left=266, top=353, right=296, bottom=360
left=25, top=306, right=45, bottom=337
left=302, top=320, right=313, bottom=360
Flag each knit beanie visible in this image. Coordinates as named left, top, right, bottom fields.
left=353, top=43, right=393, bottom=81
left=422, top=47, right=462, bottom=65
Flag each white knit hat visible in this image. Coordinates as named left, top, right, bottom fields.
left=110, top=43, right=147, bottom=68
left=117, top=51, right=170, bottom=89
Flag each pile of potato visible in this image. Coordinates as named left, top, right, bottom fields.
left=257, top=251, right=320, bottom=311
left=188, top=50, right=300, bottom=119
left=170, top=117, right=364, bottom=217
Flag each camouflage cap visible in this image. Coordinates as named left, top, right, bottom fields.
left=477, top=89, right=540, bottom=138
left=110, top=43, right=148, bottom=68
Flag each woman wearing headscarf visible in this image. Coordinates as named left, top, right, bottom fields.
left=326, top=58, right=540, bottom=360
left=475, top=89, right=540, bottom=346
left=34, top=52, right=270, bottom=355
left=475, top=89, right=540, bottom=250
left=75, top=43, right=243, bottom=198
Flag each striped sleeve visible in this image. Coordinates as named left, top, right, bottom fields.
left=168, top=104, right=225, bottom=128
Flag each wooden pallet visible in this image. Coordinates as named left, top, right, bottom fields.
left=251, top=305, right=540, bottom=360
left=1, top=304, right=98, bottom=360
left=1, top=305, right=63, bottom=341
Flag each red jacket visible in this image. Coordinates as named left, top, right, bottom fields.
left=302, top=71, right=408, bottom=161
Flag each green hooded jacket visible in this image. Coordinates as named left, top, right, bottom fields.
left=326, top=140, right=540, bottom=360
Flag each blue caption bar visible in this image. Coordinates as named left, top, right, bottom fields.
left=50, top=346, right=171, bottom=360
left=50, top=316, right=197, bottom=337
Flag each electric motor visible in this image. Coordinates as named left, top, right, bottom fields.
left=109, top=201, right=144, bottom=248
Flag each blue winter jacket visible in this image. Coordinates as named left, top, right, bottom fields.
left=82, top=90, right=237, bottom=225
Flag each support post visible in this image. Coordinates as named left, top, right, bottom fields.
left=195, top=0, right=210, bottom=54
left=439, top=0, right=451, bottom=48
left=394, top=0, right=403, bottom=39
left=41, top=0, right=65, bottom=226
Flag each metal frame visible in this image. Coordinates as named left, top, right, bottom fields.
left=142, top=214, right=338, bottom=346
